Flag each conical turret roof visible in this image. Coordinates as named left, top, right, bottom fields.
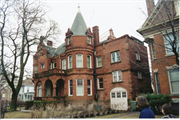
left=71, top=7, right=87, bottom=36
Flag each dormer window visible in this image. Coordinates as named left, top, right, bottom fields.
left=68, top=37, right=71, bottom=45
left=87, top=36, right=91, bottom=44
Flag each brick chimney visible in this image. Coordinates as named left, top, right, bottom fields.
left=93, top=26, right=99, bottom=46
left=47, top=40, right=53, bottom=47
left=146, top=0, right=155, bottom=16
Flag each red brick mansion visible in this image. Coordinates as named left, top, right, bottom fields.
left=33, top=7, right=152, bottom=110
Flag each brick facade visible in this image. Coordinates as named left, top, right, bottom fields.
left=32, top=9, right=152, bottom=108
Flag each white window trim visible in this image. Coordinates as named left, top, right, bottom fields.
left=53, top=62, right=56, bottom=69
left=112, top=70, right=122, bottom=82
left=97, top=78, right=103, bottom=89
left=111, top=51, right=120, bottom=63
left=87, top=55, right=92, bottom=68
left=87, top=36, right=91, bottom=44
left=76, top=79, right=84, bottom=96
left=49, top=63, right=52, bottom=69
left=76, top=54, right=83, bottom=68
left=41, top=64, right=45, bottom=69
left=68, top=55, right=72, bottom=69
left=96, top=56, right=102, bottom=68
left=87, top=79, right=92, bottom=96
left=68, top=80, right=73, bottom=96
left=62, top=59, right=66, bottom=70
left=167, top=69, right=179, bottom=94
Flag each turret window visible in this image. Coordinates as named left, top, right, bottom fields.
left=76, top=54, right=83, bottom=68
left=87, top=36, right=91, bottom=44
left=68, top=37, right=71, bottom=45
left=62, top=59, right=66, bottom=70
left=87, top=55, right=91, bottom=68
left=68, top=55, right=72, bottom=69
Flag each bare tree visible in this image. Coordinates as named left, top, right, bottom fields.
left=0, top=0, right=60, bottom=111
left=137, top=0, right=179, bottom=71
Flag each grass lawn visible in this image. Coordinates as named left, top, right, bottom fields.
left=4, top=111, right=179, bottom=119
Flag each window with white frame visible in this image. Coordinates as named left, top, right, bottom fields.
left=76, top=54, right=83, bottom=68
left=154, top=72, right=161, bottom=94
left=62, top=59, right=66, bottom=70
left=76, top=79, right=84, bottom=96
left=68, top=55, right=72, bottom=69
left=97, top=78, right=103, bottom=89
left=96, top=56, right=102, bottom=67
left=41, top=64, right=45, bottom=69
left=137, top=71, right=142, bottom=79
left=53, top=62, right=56, bottom=69
left=168, top=69, right=179, bottom=94
left=87, top=79, right=92, bottom=95
left=69, top=80, right=73, bottom=96
left=111, top=51, right=120, bottom=63
left=136, top=52, right=140, bottom=61
left=87, top=36, right=91, bottom=44
left=112, top=70, right=122, bottom=82
left=87, top=55, right=91, bottom=68
left=164, top=33, right=179, bottom=55
left=34, top=66, right=38, bottom=73
left=68, top=37, right=71, bottom=45
left=150, top=41, right=156, bottom=60
left=49, top=63, right=52, bottom=69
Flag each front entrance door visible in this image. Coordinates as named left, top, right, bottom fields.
left=110, top=87, right=128, bottom=110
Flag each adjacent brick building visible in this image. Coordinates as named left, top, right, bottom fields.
left=137, top=0, right=179, bottom=113
left=33, top=7, right=152, bottom=110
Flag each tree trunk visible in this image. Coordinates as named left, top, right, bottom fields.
left=9, top=92, right=18, bottom=111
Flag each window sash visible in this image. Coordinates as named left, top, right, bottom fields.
left=150, top=41, right=156, bottom=59
left=77, top=54, right=83, bottom=68
left=62, top=59, right=66, bottom=70
left=41, top=64, right=45, bottom=69
left=53, top=62, right=56, bottom=69
left=164, top=33, right=179, bottom=55
left=49, top=63, right=52, bottom=69
left=154, top=73, right=161, bottom=94
left=87, top=79, right=92, bottom=95
left=76, top=79, right=84, bottom=96
left=68, top=37, right=71, bottom=45
left=68, top=55, right=72, bottom=69
left=97, top=56, right=102, bottom=67
left=138, top=72, right=142, bottom=79
left=112, top=70, right=122, bottom=82
left=169, top=69, right=179, bottom=93
left=111, top=51, right=120, bottom=63
left=98, top=78, right=103, bottom=89
left=87, top=55, right=91, bottom=68
left=69, top=80, right=73, bottom=96
left=87, top=37, right=91, bottom=44
left=136, top=52, right=140, bottom=61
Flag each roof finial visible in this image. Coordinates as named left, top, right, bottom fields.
left=78, top=3, right=80, bottom=13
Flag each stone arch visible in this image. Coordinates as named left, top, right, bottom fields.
left=56, top=79, right=64, bottom=96
left=45, top=80, right=53, bottom=96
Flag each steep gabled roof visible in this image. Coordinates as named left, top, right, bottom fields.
left=71, top=10, right=87, bottom=36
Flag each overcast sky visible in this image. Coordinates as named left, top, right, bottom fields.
left=26, top=0, right=158, bottom=76
left=42, top=0, right=158, bottom=45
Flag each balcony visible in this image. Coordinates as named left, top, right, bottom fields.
left=33, top=69, right=67, bottom=79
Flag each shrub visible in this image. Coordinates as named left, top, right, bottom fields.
left=145, top=93, right=172, bottom=114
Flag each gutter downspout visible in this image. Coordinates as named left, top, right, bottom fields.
left=93, top=49, right=98, bottom=102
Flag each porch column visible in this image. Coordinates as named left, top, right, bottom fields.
left=53, top=83, right=56, bottom=96
left=34, top=81, right=37, bottom=97
left=42, top=83, right=45, bottom=97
